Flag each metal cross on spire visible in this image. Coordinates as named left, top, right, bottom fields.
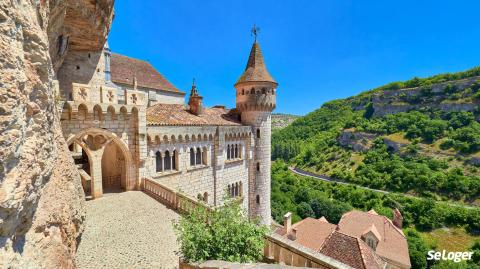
left=251, top=24, right=260, bottom=41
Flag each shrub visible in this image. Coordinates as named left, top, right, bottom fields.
left=174, top=200, right=268, bottom=263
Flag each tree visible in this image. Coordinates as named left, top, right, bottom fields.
left=297, top=202, right=314, bottom=219
left=405, top=229, right=429, bottom=269
left=174, top=200, right=268, bottom=263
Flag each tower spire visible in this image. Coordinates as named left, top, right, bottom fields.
left=188, top=78, right=203, bottom=115
left=235, top=37, right=277, bottom=86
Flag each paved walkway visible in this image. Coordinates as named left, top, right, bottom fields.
left=76, top=191, right=180, bottom=269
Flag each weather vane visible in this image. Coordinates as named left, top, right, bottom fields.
left=251, top=24, right=260, bottom=41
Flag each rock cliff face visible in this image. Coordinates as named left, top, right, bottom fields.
left=0, top=1, right=113, bottom=268
left=372, top=76, right=480, bottom=116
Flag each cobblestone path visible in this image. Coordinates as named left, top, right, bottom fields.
left=76, top=191, right=180, bottom=269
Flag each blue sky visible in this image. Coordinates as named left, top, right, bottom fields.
left=108, top=0, right=480, bottom=115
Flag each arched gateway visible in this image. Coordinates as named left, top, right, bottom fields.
left=67, top=127, right=136, bottom=199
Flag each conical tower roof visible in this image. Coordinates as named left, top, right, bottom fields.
left=235, top=42, right=277, bottom=85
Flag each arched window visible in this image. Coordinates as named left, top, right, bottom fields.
left=107, top=106, right=115, bottom=121
left=257, top=162, right=260, bottom=172
left=242, top=89, right=245, bottom=95
left=227, top=185, right=231, bottom=198
left=256, top=129, right=260, bottom=139
left=227, top=145, right=231, bottom=160
left=78, top=104, right=87, bottom=120
left=262, top=88, right=266, bottom=94
left=256, top=195, right=260, bottom=205
left=203, top=192, right=208, bottom=203
left=234, top=144, right=238, bottom=158
left=93, top=105, right=102, bottom=121
left=155, top=152, right=162, bottom=172
left=234, top=183, right=238, bottom=197
left=172, top=150, right=177, bottom=170
left=230, top=145, right=234, bottom=159
left=164, top=150, right=171, bottom=170
left=196, top=147, right=201, bottom=165
left=190, top=148, right=195, bottom=166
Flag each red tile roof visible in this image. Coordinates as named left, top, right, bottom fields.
left=111, top=53, right=184, bottom=94
left=146, top=104, right=242, bottom=126
left=275, top=218, right=336, bottom=251
left=275, top=210, right=411, bottom=269
left=337, top=210, right=410, bottom=269
left=319, top=231, right=385, bottom=269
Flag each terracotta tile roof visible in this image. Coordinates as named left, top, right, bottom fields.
left=275, top=218, right=336, bottom=251
left=111, top=53, right=184, bottom=94
left=337, top=210, right=411, bottom=269
left=319, top=231, right=385, bottom=269
left=146, top=104, right=242, bottom=126
left=235, top=42, right=277, bottom=85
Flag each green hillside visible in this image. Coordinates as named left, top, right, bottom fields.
left=273, top=66, right=480, bottom=204
left=271, top=67, right=480, bottom=269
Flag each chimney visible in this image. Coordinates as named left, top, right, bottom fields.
left=392, top=208, right=403, bottom=229
left=283, top=212, right=292, bottom=234
left=288, top=228, right=297, bottom=241
left=188, top=78, right=203, bottom=116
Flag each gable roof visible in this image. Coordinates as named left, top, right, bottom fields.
left=275, top=217, right=336, bottom=251
left=319, top=231, right=386, bottom=269
left=146, top=104, right=242, bottom=126
left=337, top=210, right=410, bottom=268
left=110, top=53, right=184, bottom=94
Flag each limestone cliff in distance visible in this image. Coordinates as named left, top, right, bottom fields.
left=0, top=1, right=113, bottom=268
left=272, top=113, right=299, bottom=131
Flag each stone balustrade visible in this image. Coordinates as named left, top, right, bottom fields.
left=142, top=178, right=207, bottom=214
left=142, top=178, right=351, bottom=269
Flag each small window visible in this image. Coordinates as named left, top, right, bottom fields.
left=227, top=145, right=231, bottom=160
left=88, top=53, right=91, bottom=58
left=155, top=152, right=163, bottom=172
left=190, top=148, right=195, bottom=166
left=196, top=147, right=202, bottom=165
left=164, top=151, right=171, bottom=170
left=76, top=65, right=80, bottom=70
left=203, top=192, right=208, bottom=203
left=256, top=129, right=260, bottom=139
left=256, top=162, right=260, bottom=172
left=256, top=195, right=260, bottom=205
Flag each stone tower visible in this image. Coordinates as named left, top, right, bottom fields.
left=235, top=40, right=277, bottom=226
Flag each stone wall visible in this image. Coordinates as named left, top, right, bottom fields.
left=118, top=83, right=185, bottom=105
left=146, top=125, right=252, bottom=209
left=241, top=111, right=272, bottom=226
left=0, top=0, right=113, bottom=268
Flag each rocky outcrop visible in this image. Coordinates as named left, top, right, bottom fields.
left=372, top=76, right=480, bottom=116
left=0, top=1, right=113, bottom=268
left=337, top=130, right=378, bottom=152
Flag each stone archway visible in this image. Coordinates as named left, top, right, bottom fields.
left=67, top=127, right=135, bottom=199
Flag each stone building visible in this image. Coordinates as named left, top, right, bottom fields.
left=58, top=39, right=277, bottom=225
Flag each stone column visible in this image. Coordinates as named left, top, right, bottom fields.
left=90, top=146, right=106, bottom=199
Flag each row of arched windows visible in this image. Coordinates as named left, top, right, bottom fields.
left=76, top=105, right=131, bottom=122
left=227, top=182, right=243, bottom=198
left=197, top=192, right=208, bottom=203
left=226, top=144, right=242, bottom=160
left=238, top=87, right=274, bottom=96
left=190, top=147, right=207, bottom=167
left=155, top=150, right=178, bottom=172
